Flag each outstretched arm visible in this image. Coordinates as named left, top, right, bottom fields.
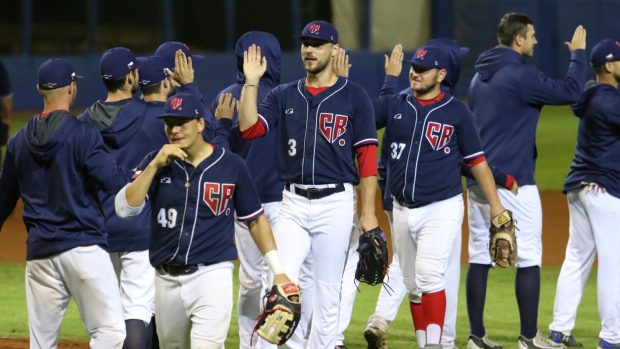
left=238, top=44, right=267, bottom=131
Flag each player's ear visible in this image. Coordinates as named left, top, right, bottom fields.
left=196, top=117, right=205, bottom=133
left=437, top=69, right=447, bottom=84
left=331, top=43, right=340, bottom=57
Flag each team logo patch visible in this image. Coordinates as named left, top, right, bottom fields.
left=285, top=108, right=294, bottom=115
left=169, top=97, right=183, bottom=110
left=318, top=112, right=348, bottom=145
left=203, top=182, right=235, bottom=216
left=309, top=23, right=321, bottom=34
left=393, top=113, right=402, bottom=119
left=425, top=121, right=454, bottom=151
left=415, top=48, right=427, bottom=59
left=160, top=177, right=171, bottom=184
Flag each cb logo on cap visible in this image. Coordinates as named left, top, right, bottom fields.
left=309, top=23, right=321, bottom=34
left=415, top=48, right=427, bottom=59
left=170, top=97, right=183, bottom=110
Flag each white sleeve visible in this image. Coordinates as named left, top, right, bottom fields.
left=114, top=185, right=145, bottom=219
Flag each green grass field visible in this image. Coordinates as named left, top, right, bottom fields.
left=0, top=264, right=600, bottom=348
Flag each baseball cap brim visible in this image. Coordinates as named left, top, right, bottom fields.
left=156, top=114, right=202, bottom=120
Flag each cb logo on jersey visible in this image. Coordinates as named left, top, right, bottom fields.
left=425, top=121, right=454, bottom=154
left=319, top=112, right=348, bottom=146
left=203, top=182, right=235, bottom=216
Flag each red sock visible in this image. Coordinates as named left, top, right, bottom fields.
left=409, top=301, right=427, bottom=331
left=422, top=290, right=446, bottom=343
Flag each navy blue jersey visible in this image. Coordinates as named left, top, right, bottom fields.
left=378, top=77, right=484, bottom=204
left=0, top=111, right=128, bottom=260
left=78, top=98, right=169, bottom=252
left=136, top=146, right=263, bottom=268
left=212, top=31, right=284, bottom=203
left=468, top=47, right=587, bottom=186
left=257, top=77, right=378, bottom=185
left=564, top=81, right=620, bottom=198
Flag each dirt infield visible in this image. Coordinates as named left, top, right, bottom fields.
left=0, top=191, right=569, bottom=264
left=0, top=338, right=87, bottom=348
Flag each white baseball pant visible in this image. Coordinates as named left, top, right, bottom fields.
left=110, top=250, right=155, bottom=324
left=468, top=185, right=542, bottom=267
left=259, top=183, right=356, bottom=349
left=155, top=261, right=234, bottom=349
left=549, top=187, right=620, bottom=343
left=26, top=245, right=125, bottom=349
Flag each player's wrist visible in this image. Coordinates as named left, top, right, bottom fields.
left=264, top=250, right=285, bottom=275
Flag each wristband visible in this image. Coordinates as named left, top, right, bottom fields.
left=264, top=250, right=284, bottom=274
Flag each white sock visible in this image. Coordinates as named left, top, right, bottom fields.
left=415, top=330, right=426, bottom=348
left=426, top=324, right=442, bottom=344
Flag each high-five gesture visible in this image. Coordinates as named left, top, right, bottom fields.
left=164, top=49, right=194, bottom=86
left=243, top=44, right=267, bottom=85
left=565, top=25, right=587, bottom=52
left=333, top=47, right=351, bottom=78
left=385, top=44, right=404, bottom=77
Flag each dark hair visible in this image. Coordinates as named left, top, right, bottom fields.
left=140, top=80, right=162, bottom=96
left=497, top=12, right=534, bottom=46
left=102, top=70, right=136, bottom=93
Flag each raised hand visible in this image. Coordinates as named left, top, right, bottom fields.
left=565, top=25, right=586, bottom=52
left=214, top=92, right=237, bottom=120
left=164, top=50, right=195, bottom=85
left=243, top=44, right=267, bottom=85
left=385, top=44, right=404, bottom=77
left=333, top=47, right=351, bottom=78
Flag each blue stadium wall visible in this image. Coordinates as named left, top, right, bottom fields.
left=2, top=0, right=619, bottom=110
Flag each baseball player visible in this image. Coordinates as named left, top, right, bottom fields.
left=377, top=43, right=508, bottom=349
left=0, top=60, right=12, bottom=166
left=238, top=20, right=380, bottom=348
left=211, top=31, right=284, bottom=349
left=547, top=39, right=620, bottom=349
left=78, top=47, right=197, bottom=349
left=466, top=13, right=588, bottom=349
left=0, top=58, right=127, bottom=348
left=115, top=92, right=293, bottom=349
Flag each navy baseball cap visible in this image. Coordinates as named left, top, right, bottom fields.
left=157, top=93, right=205, bottom=119
left=100, top=47, right=139, bottom=80
left=154, top=41, right=206, bottom=69
left=590, top=39, right=620, bottom=67
left=300, top=20, right=338, bottom=44
left=136, top=56, right=169, bottom=87
left=409, top=45, right=448, bottom=70
left=37, top=58, right=83, bottom=90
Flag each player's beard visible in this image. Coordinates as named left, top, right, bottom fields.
left=413, top=83, right=437, bottom=96
left=305, top=59, right=329, bottom=75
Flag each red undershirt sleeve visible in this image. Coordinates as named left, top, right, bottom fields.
left=356, top=144, right=378, bottom=178
left=239, top=119, right=267, bottom=140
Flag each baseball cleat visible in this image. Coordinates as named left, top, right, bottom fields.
left=598, top=339, right=620, bottom=349
left=364, top=325, right=388, bottom=349
left=468, top=334, right=503, bottom=349
left=518, top=332, right=566, bottom=349
left=548, top=331, right=582, bottom=347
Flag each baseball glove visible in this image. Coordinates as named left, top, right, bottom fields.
left=253, top=282, right=301, bottom=345
left=355, top=226, right=389, bottom=285
left=489, top=210, right=517, bottom=268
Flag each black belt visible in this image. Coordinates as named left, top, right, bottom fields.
left=286, top=183, right=345, bottom=200
left=156, top=263, right=203, bottom=276
left=397, top=199, right=431, bottom=209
